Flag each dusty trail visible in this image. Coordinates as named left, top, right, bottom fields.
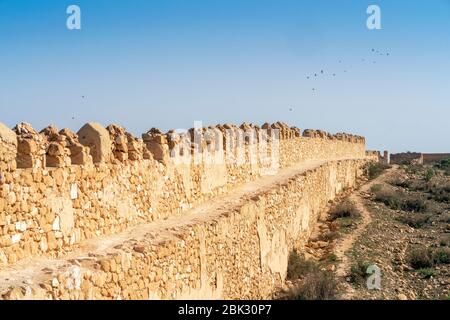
left=334, top=166, right=397, bottom=297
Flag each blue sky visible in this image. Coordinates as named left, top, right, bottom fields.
left=0, top=0, right=449, bottom=152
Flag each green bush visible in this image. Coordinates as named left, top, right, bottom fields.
left=434, top=158, right=450, bottom=170
left=326, top=253, right=338, bottom=262
left=424, top=168, right=435, bottom=182
left=349, top=260, right=371, bottom=284
left=418, top=268, right=437, bottom=279
left=433, top=248, right=450, bottom=264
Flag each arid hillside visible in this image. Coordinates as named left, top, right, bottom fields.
left=278, top=161, right=450, bottom=300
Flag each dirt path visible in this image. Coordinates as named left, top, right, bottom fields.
left=334, top=166, right=397, bottom=297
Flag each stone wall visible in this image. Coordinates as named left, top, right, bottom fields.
left=366, top=150, right=389, bottom=164
left=390, top=152, right=423, bottom=165
left=422, top=153, right=450, bottom=164
left=390, top=152, right=450, bottom=165
left=0, top=120, right=374, bottom=299
left=0, top=159, right=369, bottom=300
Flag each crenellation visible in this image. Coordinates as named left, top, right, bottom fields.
left=59, top=128, right=92, bottom=166
left=0, top=158, right=370, bottom=300
left=40, top=125, right=72, bottom=168
left=106, top=124, right=130, bottom=163
left=0, top=120, right=374, bottom=296
left=0, top=123, right=17, bottom=173
left=13, top=122, right=47, bottom=169
left=77, top=122, right=112, bottom=164
left=142, top=128, right=170, bottom=164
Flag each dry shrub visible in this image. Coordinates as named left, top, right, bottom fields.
left=330, top=201, right=361, bottom=220
left=287, top=251, right=318, bottom=280
left=408, top=247, right=434, bottom=269
left=290, top=270, right=338, bottom=300
left=366, top=163, right=391, bottom=180
left=398, top=214, right=431, bottom=229
left=374, top=188, right=427, bottom=212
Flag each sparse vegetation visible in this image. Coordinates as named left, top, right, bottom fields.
left=439, top=235, right=450, bottom=247
left=291, top=270, right=337, bottom=300
left=370, top=184, right=382, bottom=193
left=427, top=183, right=450, bottom=204
left=408, top=247, right=434, bottom=269
left=349, top=260, right=371, bottom=284
left=373, top=187, right=427, bottom=213
left=404, top=164, right=423, bottom=175
left=424, top=168, right=435, bottom=182
left=432, top=248, right=450, bottom=264
left=287, top=250, right=318, bottom=280
left=338, top=163, right=450, bottom=300
left=286, top=251, right=338, bottom=300
left=397, top=213, right=431, bottom=229
left=389, top=174, right=450, bottom=204
left=418, top=268, right=437, bottom=279
left=407, top=246, right=450, bottom=269
left=330, top=201, right=361, bottom=220
left=434, top=158, right=450, bottom=171
left=366, top=162, right=391, bottom=180
left=326, top=253, right=338, bottom=262
left=319, top=230, right=340, bottom=242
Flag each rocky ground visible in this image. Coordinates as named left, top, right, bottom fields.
left=279, top=162, right=450, bottom=300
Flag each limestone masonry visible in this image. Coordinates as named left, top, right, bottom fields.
left=0, top=121, right=375, bottom=299
left=390, top=152, right=450, bottom=165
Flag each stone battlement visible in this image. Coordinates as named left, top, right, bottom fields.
left=0, top=120, right=375, bottom=299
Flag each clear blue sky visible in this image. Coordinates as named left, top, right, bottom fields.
left=0, top=0, right=449, bottom=152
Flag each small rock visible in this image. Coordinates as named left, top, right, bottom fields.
left=317, top=241, right=328, bottom=248
left=397, top=293, right=408, bottom=300
left=133, top=245, right=145, bottom=253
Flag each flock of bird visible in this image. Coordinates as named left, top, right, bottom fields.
left=301, top=48, right=391, bottom=95
left=73, top=48, right=391, bottom=118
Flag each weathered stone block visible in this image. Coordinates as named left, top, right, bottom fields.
left=77, top=123, right=112, bottom=163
